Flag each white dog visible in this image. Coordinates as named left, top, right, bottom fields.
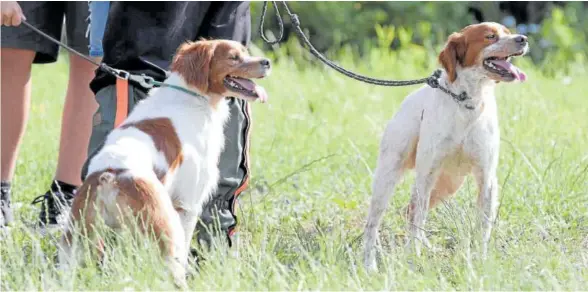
left=58, top=39, right=271, bottom=284
left=363, top=22, right=529, bottom=271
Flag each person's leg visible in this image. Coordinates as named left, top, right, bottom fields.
left=79, top=0, right=113, bottom=180
left=0, top=48, right=35, bottom=226
left=53, top=55, right=98, bottom=186
left=54, top=0, right=108, bottom=186
left=0, top=49, right=35, bottom=182
left=194, top=1, right=252, bottom=254
left=0, top=1, right=63, bottom=226
left=88, top=1, right=110, bottom=59
left=33, top=1, right=94, bottom=228
left=195, top=98, right=250, bottom=251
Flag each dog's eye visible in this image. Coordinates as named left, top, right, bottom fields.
left=486, top=34, right=496, bottom=40
left=229, top=54, right=240, bottom=61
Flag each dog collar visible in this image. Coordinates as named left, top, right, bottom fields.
left=425, top=70, right=474, bottom=110
left=154, top=81, right=204, bottom=99
left=127, top=73, right=204, bottom=99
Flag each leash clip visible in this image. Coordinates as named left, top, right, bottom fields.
left=129, top=74, right=155, bottom=89
left=425, top=69, right=443, bottom=89
left=113, top=69, right=130, bottom=80
left=426, top=77, right=439, bottom=89
left=456, top=92, right=469, bottom=102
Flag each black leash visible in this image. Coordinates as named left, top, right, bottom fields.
left=21, top=20, right=123, bottom=79
left=21, top=20, right=193, bottom=95
left=259, top=1, right=470, bottom=105
left=22, top=20, right=206, bottom=97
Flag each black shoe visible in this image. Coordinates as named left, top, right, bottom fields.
left=31, top=182, right=75, bottom=229
left=1, top=184, right=14, bottom=227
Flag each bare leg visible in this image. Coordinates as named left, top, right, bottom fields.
left=54, top=54, right=99, bottom=186
left=0, top=48, right=35, bottom=181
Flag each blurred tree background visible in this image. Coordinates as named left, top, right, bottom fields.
left=249, top=1, right=587, bottom=76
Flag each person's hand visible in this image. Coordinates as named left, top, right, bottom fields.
left=1, top=1, right=26, bottom=27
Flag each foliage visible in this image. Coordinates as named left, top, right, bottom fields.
left=252, top=2, right=474, bottom=51
left=538, top=4, right=588, bottom=76
left=251, top=1, right=588, bottom=70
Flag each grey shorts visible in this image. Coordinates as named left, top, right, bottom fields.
left=0, top=1, right=90, bottom=64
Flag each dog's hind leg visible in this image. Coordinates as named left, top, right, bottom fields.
left=111, top=174, right=187, bottom=287
left=58, top=227, right=81, bottom=272
left=363, top=121, right=419, bottom=272
left=58, top=172, right=103, bottom=271
left=160, top=210, right=187, bottom=289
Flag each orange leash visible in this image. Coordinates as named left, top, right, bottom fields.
left=114, top=78, right=129, bottom=128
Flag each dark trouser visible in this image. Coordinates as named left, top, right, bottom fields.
left=81, top=84, right=250, bottom=247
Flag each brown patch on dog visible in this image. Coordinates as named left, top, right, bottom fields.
left=173, top=206, right=186, bottom=213
left=438, top=32, right=466, bottom=83
left=171, top=40, right=217, bottom=95
left=461, top=23, right=504, bottom=67
left=122, top=118, right=183, bottom=182
left=65, top=168, right=177, bottom=258
left=403, top=172, right=465, bottom=222
left=428, top=172, right=466, bottom=209
left=403, top=137, right=419, bottom=169
left=113, top=175, right=175, bottom=256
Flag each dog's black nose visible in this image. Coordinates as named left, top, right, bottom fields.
left=515, top=35, right=528, bottom=44
left=260, top=58, right=271, bottom=69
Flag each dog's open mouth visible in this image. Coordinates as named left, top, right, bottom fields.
left=224, top=76, right=268, bottom=102
left=483, top=52, right=527, bottom=82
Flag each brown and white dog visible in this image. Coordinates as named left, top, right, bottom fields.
left=58, top=40, right=271, bottom=284
left=363, top=22, right=529, bottom=271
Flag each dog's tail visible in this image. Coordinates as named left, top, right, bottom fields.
left=96, top=171, right=119, bottom=207
left=61, top=169, right=126, bottom=247
left=93, top=170, right=161, bottom=230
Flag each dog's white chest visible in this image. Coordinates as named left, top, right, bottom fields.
left=167, top=111, right=227, bottom=214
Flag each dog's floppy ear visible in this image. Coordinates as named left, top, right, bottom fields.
left=171, top=41, right=216, bottom=93
left=438, top=32, right=466, bottom=83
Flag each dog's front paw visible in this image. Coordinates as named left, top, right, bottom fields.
left=404, top=230, right=432, bottom=257
left=166, top=256, right=188, bottom=289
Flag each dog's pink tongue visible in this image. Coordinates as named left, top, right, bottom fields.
left=233, top=78, right=256, bottom=91
left=492, top=60, right=527, bottom=81
left=254, top=85, right=268, bottom=103
left=232, top=78, right=268, bottom=102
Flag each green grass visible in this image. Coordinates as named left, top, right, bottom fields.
left=1, top=50, right=587, bottom=290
